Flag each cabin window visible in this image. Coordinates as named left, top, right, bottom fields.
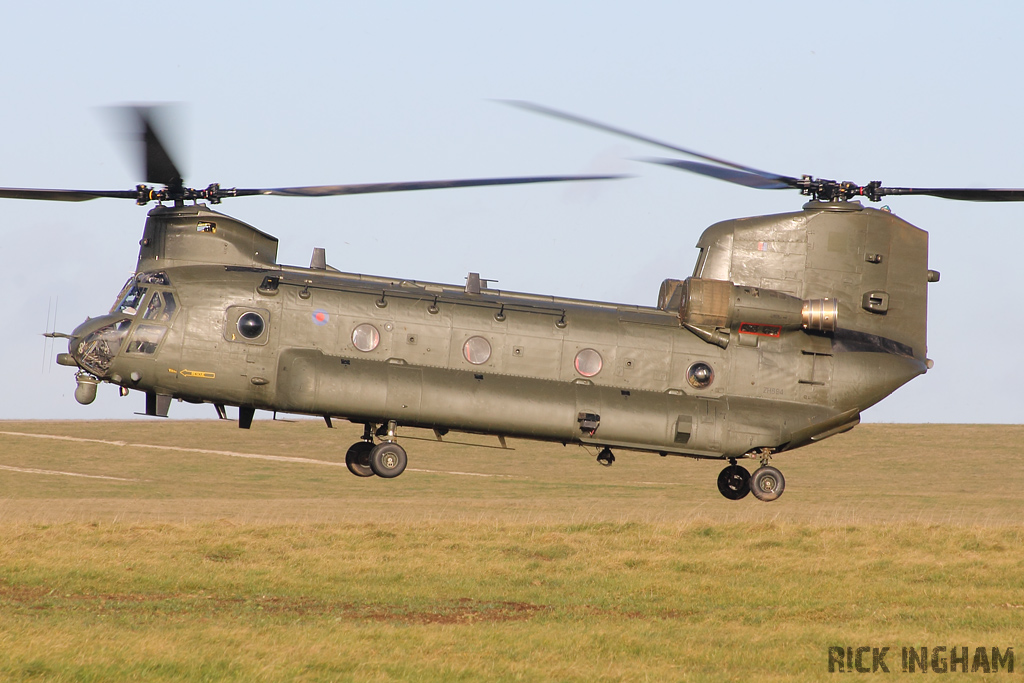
left=224, top=306, right=271, bottom=344
left=686, top=361, right=715, bottom=389
left=463, top=336, right=491, bottom=365
left=574, top=349, right=603, bottom=377
left=237, top=312, right=265, bottom=339
left=352, top=323, right=380, bottom=352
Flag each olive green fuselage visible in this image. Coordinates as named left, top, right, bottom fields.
left=76, top=199, right=931, bottom=462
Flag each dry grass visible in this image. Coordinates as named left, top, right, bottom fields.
left=1, top=420, right=1022, bottom=525
left=1, top=420, right=1023, bottom=680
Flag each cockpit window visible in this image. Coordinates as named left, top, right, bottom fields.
left=126, top=325, right=167, bottom=354
left=141, top=291, right=178, bottom=322
left=110, top=277, right=134, bottom=313
left=110, top=273, right=172, bottom=315
left=115, top=285, right=148, bottom=317
left=143, top=292, right=163, bottom=320
left=160, top=292, right=177, bottom=321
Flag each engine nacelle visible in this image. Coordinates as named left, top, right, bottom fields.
left=659, top=278, right=837, bottom=337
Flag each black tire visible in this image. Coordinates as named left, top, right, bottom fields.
left=345, top=441, right=375, bottom=477
left=369, top=442, right=408, bottom=479
left=717, top=464, right=750, bottom=500
left=750, top=465, right=785, bottom=502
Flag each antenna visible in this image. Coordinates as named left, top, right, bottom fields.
left=41, top=296, right=58, bottom=373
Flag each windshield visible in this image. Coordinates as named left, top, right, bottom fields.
left=113, top=284, right=148, bottom=317
left=110, top=272, right=171, bottom=315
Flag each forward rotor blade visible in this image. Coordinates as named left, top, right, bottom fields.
left=229, top=173, right=626, bottom=198
left=878, top=187, right=1024, bottom=202
left=501, top=100, right=797, bottom=185
left=0, top=187, right=139, bottom=202
left=641, top=157, right=796, bottom=190
left=132, top=106, right=185, bottom=190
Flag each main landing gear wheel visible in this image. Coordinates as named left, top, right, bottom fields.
left=596, top=448, right=615, bottom=467
left=345, top=441, right=375, bottom=477
left=750, top=466, right=785, bottom=502
left=717, top=463, right=750, bottom=500
left=369, top=442, right=408, bottom=478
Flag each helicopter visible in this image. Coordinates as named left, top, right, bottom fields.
left=7, top=105, right=1022, bottom=502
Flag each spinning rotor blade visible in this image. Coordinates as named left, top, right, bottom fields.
left=507, top=100, right=1024, bottom=204
left=0, top=188, right=139, bottom=202
left=875, top=187, right=1024, bottom=202
left=133, top=106, right=185, bottom=191
left=229, top=173, right=625, bottom=198
left=641, top=157, right=796, bottom=190
left=501, top=100, right=797, bottom=187
left=0, top=174, right=624, bottom=205
left=0, top=104, right=626, bottom=207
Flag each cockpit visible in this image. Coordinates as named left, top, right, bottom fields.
left=72, top=272, right=178, bottom=377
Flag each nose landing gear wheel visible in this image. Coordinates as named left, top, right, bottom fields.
left=717, top=464, right=750, bottom=500
left=596, top=448, right=615, bottom=467
left=345, top=441, right=376, bottom=477
left=750, top=465, right=785, bottom=502
left=369, top=442, right=408, bottom=478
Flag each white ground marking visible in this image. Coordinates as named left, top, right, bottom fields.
left=0, top=431, right=520, bottom=478
left=0, top=464, right=141, bottom=482
left=407, top=468, right=517, bottom=478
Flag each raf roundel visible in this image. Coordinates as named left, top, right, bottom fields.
left=312, top=309, right=330, bottom=326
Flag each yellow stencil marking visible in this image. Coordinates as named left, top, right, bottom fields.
left=179, top=369, right=216, bottom=379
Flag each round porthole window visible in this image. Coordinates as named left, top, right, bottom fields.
left=463, top=336, right=491, bottom=365
left=574, top=348, right=603, bottom=377
left=352, top=323, right=380, bottom=352
left=686, top=361, right=714, bottom=389
left=237, top=312, right=265, bottom=339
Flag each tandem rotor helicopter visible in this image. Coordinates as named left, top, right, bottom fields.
left=7, top=103, right=1022, bottom=502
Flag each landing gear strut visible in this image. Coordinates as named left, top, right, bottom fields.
left=596, top=447, right=615, bottom=467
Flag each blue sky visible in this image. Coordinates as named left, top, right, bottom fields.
left=1, top=1, right=1021, bottom=422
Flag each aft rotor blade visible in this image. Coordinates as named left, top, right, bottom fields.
left=641, top=157, right=796, bottom=190
left=501, top=100, right=797, bottom=185
left=0, top=187, right=139, bottom=202
left=878, top=187, right=1024, bottom=202
left=228, top=173, right=627, bottom=198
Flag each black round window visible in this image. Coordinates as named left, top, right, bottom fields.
left=237, top=312, right=265, bottom=339
left=686, top=361, right=714, bottom=389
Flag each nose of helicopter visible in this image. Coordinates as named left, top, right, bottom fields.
left=63, top=313, right=134, bottom=379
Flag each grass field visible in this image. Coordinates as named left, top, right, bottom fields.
left=1, top=420, right=1023, bottom=681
